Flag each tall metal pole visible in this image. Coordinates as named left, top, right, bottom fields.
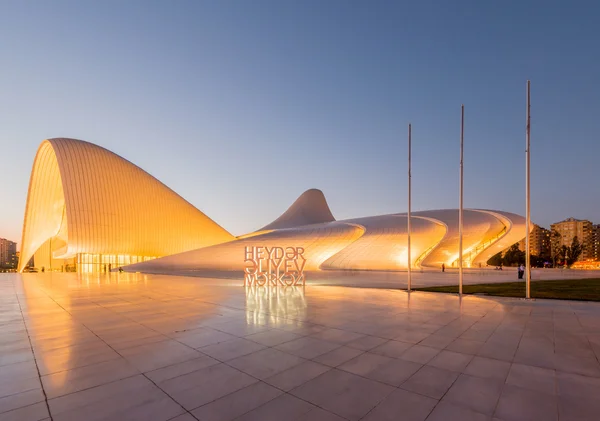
left=525, top=81, right=531, bottom=298
left=459, top=105, right=464, bottom=296
left=407, top=123, right=412, bottom=291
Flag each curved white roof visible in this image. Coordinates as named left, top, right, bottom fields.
left=19, top=138, right=233, bottom=271
left=258, top=188, right=335, bottom=231
left=126, top=189, right=528, bottom=274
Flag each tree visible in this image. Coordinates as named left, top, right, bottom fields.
left=502, top=243, right=525, bottom=267
left=551, top=230, right=562, bottom=267
left=567, top=236, right=584, bottom=267
left=487, top=252, right=503, bottom=267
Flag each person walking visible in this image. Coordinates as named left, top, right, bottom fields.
left=518, top=264, right=524, bottom=279
left=441, top=263, right=445, bottom=273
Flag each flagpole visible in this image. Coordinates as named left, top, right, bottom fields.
left=459, top=105, right=464, bottom=296
left=407, top=123, right=412, bottom=291
left=525, top=81, right=531, bottom=298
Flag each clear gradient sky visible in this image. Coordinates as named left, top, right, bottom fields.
left=1, top=1, right=599, bottom=246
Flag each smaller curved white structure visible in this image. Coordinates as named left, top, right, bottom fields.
left=125, top=189, right=528, bottom=275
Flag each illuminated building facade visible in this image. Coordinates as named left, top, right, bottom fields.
left=518, top=224, right=551, bottom=257
left=18, top=138, right=233, bottom=272
left=125, top=190, right=528, bottom=274
left=19, top=138, right=528, bottom=274
left=550, top=217, right=594, bottom=261
left=0, top=238, right=17, bottom=268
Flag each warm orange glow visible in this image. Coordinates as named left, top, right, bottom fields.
left=19, top=138, right=234, bottom=272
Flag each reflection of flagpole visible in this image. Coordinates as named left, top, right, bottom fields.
left=525, top=80, right=531, bottom=298
left=459, top=105, right=464, bottom=296
left=407, top=123, right=412, bottom=291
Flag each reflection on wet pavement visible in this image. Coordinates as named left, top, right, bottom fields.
left=2, top=272, right=600, bottom=420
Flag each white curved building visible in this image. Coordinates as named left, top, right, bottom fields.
left=19, top=138, right=528, bottom=274
left=125, top=189, right=527, bottom=274
left=19, top=138, right=233, bottom=272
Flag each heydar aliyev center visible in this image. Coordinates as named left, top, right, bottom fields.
left=19, top=138, right=527, bottom=274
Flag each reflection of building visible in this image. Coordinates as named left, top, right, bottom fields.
left=0, top=238, right=17, bottom=268
left=551, top=218, right=594, bottom=261
left=19, top=138, right=233, bottom=273
left=518, top=224, right=551, bottom=257
left=20, top=138, right=528, bottom=275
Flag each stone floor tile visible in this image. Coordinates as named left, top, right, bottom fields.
left=401, top=363, right=459, bottom=399
left=558, top=394, right=600, bottom=421
left=41, top=358, right=140, bottom=398
left=494, top=384, right=558, bottom=421
left=119, top=340, right=203, bottom=372
left=48, top=375, right=151, bottom=415
left=418, top=333, right=456, bottom=350
left=234, top=393, right=316, bottom=421
left=513, top=339, right=555, bottom=370
left=0, top=388, right=44, bottom=414
left=477, top=339, right=519, bottom=362
left=399, top=344, right=440, bottom=364
left=53, top=385, right=183, bottom=421
left=393, top=330, right=431, bottom=344
left=228, top=348, right=305, bottom=380
left=338, top=352, right=422, bottom=386
left=426, top=401, right=490, bottom=421
left=159, top=363, right=257, bottom=410
left=0, top=360, right=39, bottom=381
left=555, top=370, right=600, bottom=399
left=291, top=369, right=394, bottom=421
left=296, top=407, right=346, bottom=421
left=0, top=349, right=34, bottom=367
left=370, top=340, right=413, bottom=358
left=310, top=328, right=364, bottom=345
left=166, top=414, right=197, bottom=421
left=362, top=388, right=436, bottom=421
left=442, top=374, right=503, bottom=416
left=145, top=355, right=220, bottom=383
left=345, top=335, right=388, bottom=351
left=0, top=401, right=49, bottom=421
left=210, top=320, right=271, bottom=337
left=275, top=337, right=340, bottom=359
left=0, top=376, right=41, bottom=399
left=245, top=329, right=302, bottom=347
left=427, top=350, right=473, bottom=372
left=313, top=346, right=364, bottom=367
left=464, top=356, right=511, bottom=381
left=173, top=328, right=238, bottom=349
left=506, top=363, right=556, bottom=395
left=199, top=338, right=265, bottom=362
left=446, top=338, right=485, bottom=355
left=264, top=360, right=330, bottom=391
left=555, top=354, right=600, bottom=377
left=191, top=381, right=282, bottom=421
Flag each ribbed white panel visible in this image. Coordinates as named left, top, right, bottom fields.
left=321, top=215, right=446, bottom=270
left=19, top=138, right=234, bottom=271
left=415, top=209, right=508, bottom=267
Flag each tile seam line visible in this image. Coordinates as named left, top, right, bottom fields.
left=28, top=286, right=200, bottom=421
left=489, top=306, right=532, bottom=418
left=14, top=279, right=54, bottom=421
left=190, top=350, right=352, bottom=421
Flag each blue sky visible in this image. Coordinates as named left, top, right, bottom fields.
left=1, top=1, right=599, bottom=244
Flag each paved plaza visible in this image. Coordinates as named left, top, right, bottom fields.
left=1, top=273, right=600, bottom=421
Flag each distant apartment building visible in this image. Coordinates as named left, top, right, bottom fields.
left=592, top=225, right=600, bottom=261
left=550, top=218, right=594, bottom=261
left=0, top=238, right=17, bottom=268
left=518, top=224, right=551, bottom=257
